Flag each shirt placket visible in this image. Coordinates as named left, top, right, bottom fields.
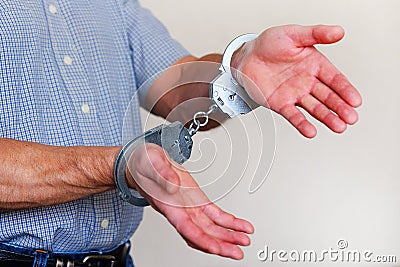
left=43, top=0, right=117, bottom=248
left=44, top=0, right=103, bottom=146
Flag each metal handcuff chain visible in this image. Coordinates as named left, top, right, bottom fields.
left=115, top=34, right=258, bottom=207
left=187, top=104, right=218, bottom=136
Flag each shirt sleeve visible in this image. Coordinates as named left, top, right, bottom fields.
left=123, top=0, right=190, bottom=104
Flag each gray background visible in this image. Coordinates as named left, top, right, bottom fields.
left=130, top=0, right=400, bottom=266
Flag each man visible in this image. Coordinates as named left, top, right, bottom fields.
left=0, top=0, right=362, bottom=266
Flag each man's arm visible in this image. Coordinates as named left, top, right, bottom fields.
left=0, top=23, right=362, bottom=260
left=0, top=138, right=118, bottom=209
left=0, top=138, right=254, bottom=260
left=143, top=54, right=224, bottom=130
left=146, top=25, right=362, bottom=138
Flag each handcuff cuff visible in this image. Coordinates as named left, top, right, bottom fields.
left=114, top=34, right=259, bottom=206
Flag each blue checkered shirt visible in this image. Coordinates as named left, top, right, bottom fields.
left=0, top=0, right=188, bottom=253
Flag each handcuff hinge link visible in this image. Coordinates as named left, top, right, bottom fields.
left=188, top=104, right=218, bottom=136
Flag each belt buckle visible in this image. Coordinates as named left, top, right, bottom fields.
left=82, top=254, right=117, bottom=266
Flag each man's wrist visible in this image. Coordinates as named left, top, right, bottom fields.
left=209, top=34, right=260, bottom=118
left=73, top=146, right=120, bottom=191
left=231, top=40, right=256, bottom=79
left=231, top=44, right=245, bottom=71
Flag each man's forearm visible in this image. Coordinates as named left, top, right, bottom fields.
left=0, top=138, right=119, bottom=210
left=145, top=54, right=224, bottom=127
left=0, top=54, right=221, bottom=210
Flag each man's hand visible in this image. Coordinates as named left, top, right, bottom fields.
left=126, top=144, right=254, bottom=260
left=232, top=25, right=362, bottom=138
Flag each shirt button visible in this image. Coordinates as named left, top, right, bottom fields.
left=101, top=219, right=109, bottom=229
left=63, top=55, right=73, bottom=66
left=81, top=104, right=90, bottom=114
left=49, top=5, right=57, bottom=14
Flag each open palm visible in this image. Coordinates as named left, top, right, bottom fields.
left=127, top=144, right=254, bottom=260
left=234, top=25, right=362, bottom=138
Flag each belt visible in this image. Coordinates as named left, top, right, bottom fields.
left=0, top=242, right=130, bottom=267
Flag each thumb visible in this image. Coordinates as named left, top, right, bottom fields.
left=290, top=25, right=345, bottom=47
left=133, top=144, right=181, bottom=194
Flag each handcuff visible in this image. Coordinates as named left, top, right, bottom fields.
left=114, top=34, right=259, bottom=207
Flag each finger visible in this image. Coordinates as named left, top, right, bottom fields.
left=289, top=25, right=345, bottom=47
left=312, top=82, right=359, bottom=125
left=169, top=209, right=223, bottom=256
left=135, top=144, right=180, bottom=194
left=216, top=240, right=245, bottom=260
left=278, top=104, right=317, bottom=138
left=187, top=237, right=245, bottom=260
left=191, top=209, right=251, bottom=246
left=203, top=204, right=254, bottom=234
left=204, top=224, right=251, bottom=246
left=158, top=202, right=245, bottom=260
left=299, top=95, right=347, bottom=133
left=186, top=234, right=245, bottom=260
left=317, top=57, right=362, bottom=107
